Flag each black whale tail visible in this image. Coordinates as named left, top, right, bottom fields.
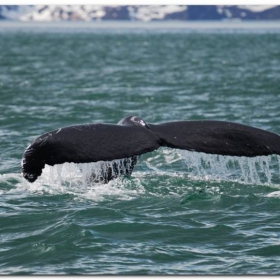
left=21, top=116, right=160, bottom=183
left=148, top=120, right=280, bottom=157
left=21, top=116, right=280, bottom=183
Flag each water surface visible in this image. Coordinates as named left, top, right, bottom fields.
left=0, top=21, right=280, bottom=275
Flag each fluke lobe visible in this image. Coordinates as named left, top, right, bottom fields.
left=21, top=116, right=280, bottom=183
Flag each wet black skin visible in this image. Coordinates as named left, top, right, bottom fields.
left=21, top=115, right=280, bottom=183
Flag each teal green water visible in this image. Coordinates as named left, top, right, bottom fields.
left=0, top=22, right=280, bottom=275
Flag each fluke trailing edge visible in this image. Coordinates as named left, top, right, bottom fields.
left=21, top=116, right=280, bottom=183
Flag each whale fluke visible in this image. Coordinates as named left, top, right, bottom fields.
left=21, top=123, right=159, bottom=182
left=149, top=120, right=280, bottom=157
left=21, top=116, right=280, bottom=183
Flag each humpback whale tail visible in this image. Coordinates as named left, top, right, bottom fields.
left=21, top=116, right=280, bottom=183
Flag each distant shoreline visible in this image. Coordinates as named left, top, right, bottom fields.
left=0, top=20, right=280, bottom=32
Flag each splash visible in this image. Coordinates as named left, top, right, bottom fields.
left=19, top=158, right=144, bottom=201
left=39, top=158, right=135, bottom=186
left=180, top=150, right=280, bottom=185
left=6, top=150, right=280, bottom=201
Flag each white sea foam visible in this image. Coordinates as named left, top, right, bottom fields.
left=180, top=150, right=280, bottom=185
left=19, top=159, right=143, bottom=201
left=36, top=158, right=135, bottom=186
left=266, top=191, right=280, bottom=197
left=4, top=150, right=280, bottom=201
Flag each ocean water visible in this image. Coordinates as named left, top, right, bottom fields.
left=0, top=21, right=280, bottom=275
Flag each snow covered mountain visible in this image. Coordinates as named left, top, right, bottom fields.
left=0, top=5, right=279, bottom=22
